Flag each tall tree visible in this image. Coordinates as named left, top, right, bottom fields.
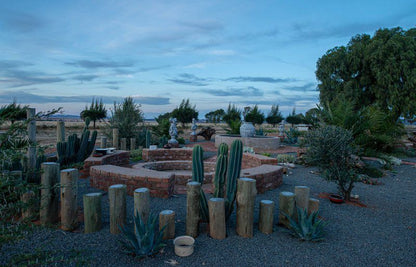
left=244, top=105, right=265, bottom=126
left=265, top=105, right=283, bottom=127
left=316, top=27, right=416, bottom=120
left=0, top=101, right=28, bottom=124
left=109, top=97, right=144, bottom=139
left=80, top=98, right=107, bottom=129
left=286, top=108, right=305, bottom=127
left=205, top=109, right=225, bottom=123
left=171, top=99, right=198, bottom=127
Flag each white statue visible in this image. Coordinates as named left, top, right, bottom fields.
left=191, top=118, right=197, bottom=135
left=168, top=117, right=178, bottom=145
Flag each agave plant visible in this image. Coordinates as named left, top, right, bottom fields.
left=284, top=208, right=327, bottom=242
left=118, top=212, right=167, bottom=259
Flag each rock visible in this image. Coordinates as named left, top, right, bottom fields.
left=197, top=127, right=216, bottom=140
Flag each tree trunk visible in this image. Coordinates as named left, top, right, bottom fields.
left=109, top=184, right=126, bottom=234
left=83, top=193, right=102, bottom=233
left=60, top=168, right=79, bottom=231
left=159, top=210, right=175, bottom=240
left=208, top=198, right=226, bottom=240
left=278, top=191, right=295, bottom=228
left=236, top=178, right=257, bottom=238
left=259, top=200, right=274, bottom=234
left=134, top=188, right=150, bottom=222
left=186, top=181, right=200, bottom=238
left=40, top=162, right=60, bottom=225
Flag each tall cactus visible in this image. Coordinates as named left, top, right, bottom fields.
left=145, top=129, right=151, bottom=148
left=191, top=145, right=209, bottom=222
left=224, top=139, right=243, bottom=220
left=213, top=143, right=228, bottom=198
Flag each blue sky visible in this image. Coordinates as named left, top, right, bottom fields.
left=0, top=0, right=415, bottom=119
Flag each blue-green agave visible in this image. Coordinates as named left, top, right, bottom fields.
left=284, top=208, right=327, bottom=242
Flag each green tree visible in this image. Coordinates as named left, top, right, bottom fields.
left=205, top=109, right=225, bottom=123
left=316, top=27, right=416, bottom=121
left=109, top=97, right=144, bottom=139
left=286, top=108, right=305, bottom=127
left=171, top=99, right=198, bottom=127
left=244, top=105, right=265, bottom=126
left=265, top=105, right=283, bottom=127
left=153, top=112, right=171, bottom=138
left=80, top=98, right=107, bottom=129
left=222, top=104, right=242, bottom=134
left=0, top=101, right=28, bottom=124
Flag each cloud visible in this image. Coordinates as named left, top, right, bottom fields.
left=224, top=76, right=296, bottom=83
left=0, top=90, right=170, bottom=105
left=167, top=73, right=209, bottom=86
left=207, top=50, right=236, bottom=56
left=107, top=86, right=119, bottom=90
left=206, top=86, right=263, bottom=97
left=1, top=10, right=45, bottom=33
left=0, top=60, right=33, bottom=68
left=72, top=74, right=99, bottom=82
left=137, top=65, right=172, bottom=72
left=65, top=60, right=134, bottom=69
left=0, top=69, right=64, bottom=87
left=283, top=83, right=317, bottom=92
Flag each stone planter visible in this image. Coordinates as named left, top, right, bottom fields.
left=174, top=236, right=195, bottom=257
left=240, top=122, right=255, bottom=137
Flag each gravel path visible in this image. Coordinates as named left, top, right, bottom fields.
left=1, top=164, right=415, bottom=266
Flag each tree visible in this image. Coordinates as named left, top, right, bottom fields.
left=205, top=109, right=225, bottom=123
left=109, top=97, right=144, bottom=139
left=80, top=98, right=107, bottom=129
left=171, top=99, right=198, bottom=127
left=286, top=108, right=305, bottom=127
left=316, top=27, right=416, bottom=121
left=222, top=104, right=242, bottom=134
left=0, top=101, right=28, bottom=124
left=153, top=112, right=171, bottom=138
left=266, top=105, right=283, bottom=127
left=244, top=105, right=265, bottom=126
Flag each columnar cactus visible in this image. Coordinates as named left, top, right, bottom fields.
left=225, top=139, right=243, bottom=219
left=145, top=129, right=151, bottom=149
left=213, top=143, right=228, bottom=198
left=191, top=145, right=209, bottom=222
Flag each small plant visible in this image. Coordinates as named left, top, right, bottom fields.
left=276, top=154, right=296, bottom=163
left=243, top=146, right=254, bottom=154
left=130, top=149, right=143, bottom=162
left=119, top=212, right=166, bottom=259
left=284, top=128, right=301, bottom=144
left=284, top=208, right=327, bottom=242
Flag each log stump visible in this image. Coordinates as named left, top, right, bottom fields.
left=21, top=190, right=37, bottom=220
left=130, top=138, right=136, bottom=150
left=308, top=198, right=320, bottom=215
left=40, top=162, right=60, bottom=225
left=60, top=168, right=79, bottom=231
left=109, top=184, right=127, bottom=234
left=208, top=198, right=226, bottom=240
left=236, top=178, right=257, bottom=238
left=112, top=128, right=119, bottom=149
left=186, top=181, right=201, bottom=237
left=294, top=186, right=310, bottom=211
left=120, top=138, right=127, bottom=150
left=278, top=191, right=295, bottom=228
left=57, top=120, right=65, bottom=143
left=134, top=188, right=150, bottom=222
left=83, top=193, right=102, bottom=233
left=159, top=210, right=175, bottom=240
left=259, top=200, right=274, bottom=234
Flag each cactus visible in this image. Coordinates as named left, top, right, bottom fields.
left=145, top=129, right=151, bottom=148
left=224, top=139, right=243, bottom=219
left=213, top=143, right=228, bottom=198
left=191, top=145, right=209, bottom=222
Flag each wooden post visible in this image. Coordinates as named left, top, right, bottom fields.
left=109, top=184, right=126, bottom=234
left=130, top=138, right=136, bottom=150
left=278, top=191, right=295, bottom=228
left=21, top=190, right=37, bottom=220
left=40, top=162, right=60, bottom=225
left=112, top=128, right=119, bottom=149
left=27, top=108, right=36, bottom=143
left=295, top=186, right=310, bottom=211
left=308, top=198, right=320, bottom=215
left=259, top=200, right=274, bottom=234
left=159, top=210, right=175, bottom=240
left=101, top=137, right=107, bottom=148
left=186, top=181, right=200, bottom=237
left=208, top=198, right=226, bottom=240
left=60, top=168, right=79, bottom=231
left=27, top=108, right=37, bottom=181
left=120, top=138, right=126, bottom=150
left=236, top=178, right=257, bottom=238
left=134, top=188, right=150, bottom=222
left=57, top=120, right=65, bottom=142
left=83, top=192, right=102, bottom=233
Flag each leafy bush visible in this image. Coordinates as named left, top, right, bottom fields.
left=130, top=149, right=143, bottom=162
left=284, top=128, right=301, bottom=144
left=276, top=154, right=296, bottom=163
left=119, top=213, right=166, bottom=259
left=284, top=208, right=327, bottom=242
left=225, top=120, right=241, bottom=135
left=304, top=125, right=358, bottom=200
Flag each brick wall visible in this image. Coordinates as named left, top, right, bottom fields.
left=83, top=150, right=130, bottom=178
left=142, top=148, right=193, bottom=161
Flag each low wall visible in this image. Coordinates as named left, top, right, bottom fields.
left=143, top=148, right=193, bottom=161
left=215, top=135, right=280, bottom=152
left=83, top=150, right=130, bottom=178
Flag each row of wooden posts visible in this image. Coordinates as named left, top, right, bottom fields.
left=21, top=162, right=319, bottom=238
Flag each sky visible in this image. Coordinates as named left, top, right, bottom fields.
left=0, top=0, right=415, bottom=119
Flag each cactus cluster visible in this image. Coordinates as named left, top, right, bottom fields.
left=56, top=120, right=97, bottom=166
left=191, top=140, right=243, bottom=222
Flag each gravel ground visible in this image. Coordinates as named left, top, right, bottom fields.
left=1, top=164, right=415, bottom=267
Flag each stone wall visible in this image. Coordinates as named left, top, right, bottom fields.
left=82, top=150, right=130, bottom=178
left=142, top=148, right=193, bottom=161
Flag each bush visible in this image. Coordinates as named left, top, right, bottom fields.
left=171, top=99, right=198, bottom=127
left=304, top=125, right=358, bottom=200
left=244, top=105, right=264, bottom=126
left=129, top=149, right=143, bottom=162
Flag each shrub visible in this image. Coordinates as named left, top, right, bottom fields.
left=304, top=125, right=358, bottom=200
left=129, top=149, right=143, bottom=162
left=244, top=105, right=265, bottom=126
left=171, top=99, right=198, bottom=127
left=119, top=213, right=166, bottom=259
left=266, top=105, right=283, bottom=127
left=284, top=208, right=327, bottom=242
left=108, top=97, right=144, bottom=141
left=276, top=154, right=296, bottom=163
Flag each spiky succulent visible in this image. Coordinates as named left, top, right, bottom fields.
left=284, top=208, right=327, bottom=242
left=118, top=212, right=167, bottom=259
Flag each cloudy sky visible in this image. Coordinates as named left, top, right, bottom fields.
left=0, top=0, right=415, bottom=118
